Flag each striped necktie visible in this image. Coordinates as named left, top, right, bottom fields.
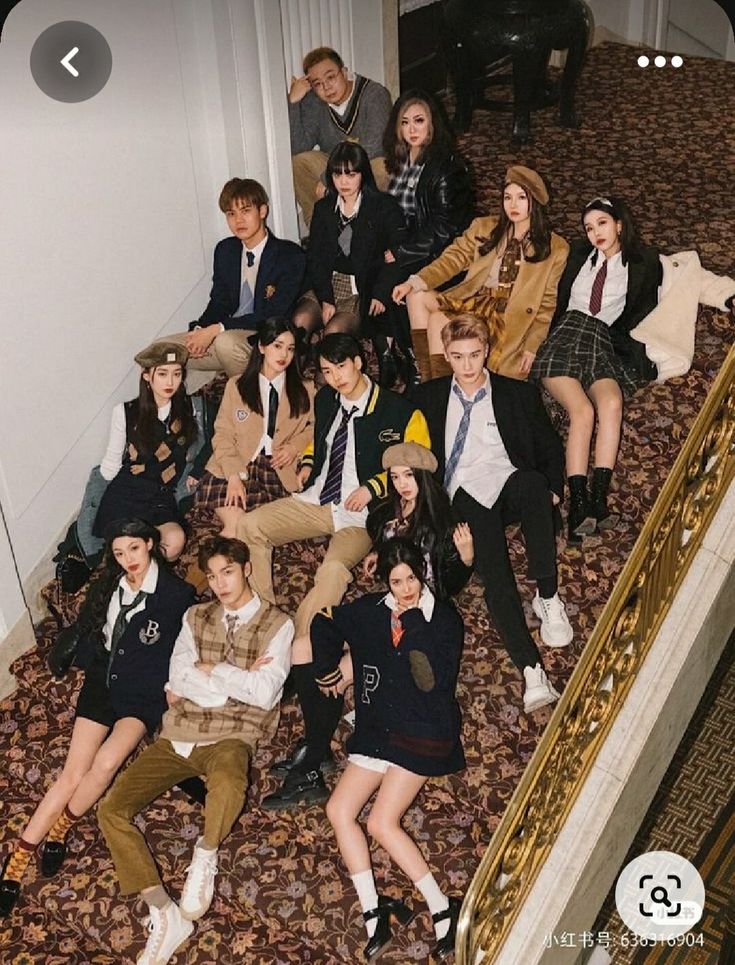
left=443, top=384, right=487, bottom=489
left=319, top=406, right=358, bottom=505
left=588, top=257, right=608, bottom=316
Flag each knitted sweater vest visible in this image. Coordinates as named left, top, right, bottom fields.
left=160, top=599, right=289, bottom=747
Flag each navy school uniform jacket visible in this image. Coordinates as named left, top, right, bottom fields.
left=311, top=592, right=465, bottom=777
left=192, top=233, right=307, bottom=334
left=76, top=566, right=195, bottom=726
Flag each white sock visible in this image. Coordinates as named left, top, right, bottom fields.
left=194, top=836, right=217, bottom=855
left=415, top=872, right=450, bottom=939
left=351, top=869, right=379, bottom=937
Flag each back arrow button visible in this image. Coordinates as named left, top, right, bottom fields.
left=60, top=47, right=80, bottom=77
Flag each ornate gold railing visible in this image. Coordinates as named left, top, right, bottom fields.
left=458, top=342, right=735, bottom=963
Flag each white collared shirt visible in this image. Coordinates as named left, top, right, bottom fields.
left=166, top=592, right=294, bottom=757
left=102, top=559, right=159, bottom=651
left=568, top=249, right=628, bottom=325
left=295, top=377, right=372, bottom=530
left=445, top=373, right=516, bottom=511
left=100, top=402, right=171, bottom=481
left=382, top=584, right=435, bottom=622
left=256, top=370, right=286, bottom=456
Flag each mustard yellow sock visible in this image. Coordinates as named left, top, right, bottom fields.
left=46, top=805, right=76, bottom=844
left=3, top=839, right=35, bottom=883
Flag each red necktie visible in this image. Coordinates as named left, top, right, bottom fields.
left=589, top=258, right=608, bottom=316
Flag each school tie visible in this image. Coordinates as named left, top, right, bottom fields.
left=588, top=257, right=608, bottom=316
left=443, top=384, right=487, bottom=489
left=319, top=406, right=358, bottom=505
left=266, top=383, right=279, bottom=441
left=245, top=250, right=255, bottom=268
left=390, top=610, right=404, bottom=648
left=223, top=613, right=239, bottom=663
left=111, top=587, right=147, bottom=649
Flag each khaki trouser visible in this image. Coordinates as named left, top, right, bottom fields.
left=237, top=496, right=372, bottom=635
left=159, top=329, right=255, bottom=393
left=292, top=151, right=389, bottom=228
left=98, top=738, right=250, bottom=895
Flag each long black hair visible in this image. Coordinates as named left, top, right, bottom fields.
left=367, top=465, right=454, bottom=557
left=235, top=316, right=310, bottom=418
left=383, top=89, right=455, bottom=176
left=582, top=195, right=644, bottom=266
left=325, top=141, right=378, bottom=198
left=478, top=173, right=552, bottom=263
left=79, top=519, right=163, bottom=635
left=377, top=536, right=427, bottom=586
left=133, top=364, right=198, bottom=459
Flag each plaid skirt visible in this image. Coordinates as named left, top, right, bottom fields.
left=196, top=454, right=288, bottom=512
left=300, top=275, right=359, bottom=316
left=531, top=310, right=647, bottom=397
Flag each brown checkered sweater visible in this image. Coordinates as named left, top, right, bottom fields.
left=159, top=599, right=289, bottom=748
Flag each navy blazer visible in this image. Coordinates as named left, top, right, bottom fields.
left=193, top=233, right=307, bottom=333
left=414, top=373, right=565, bottom=499
left=77, top=566, right=195, bottom=726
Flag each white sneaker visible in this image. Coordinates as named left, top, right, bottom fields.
left=523, top=664, right=560, bottom=714
left=137, top=902, right=193, bottom=965
left=179, top=839, right=218, bottom=921
left=532, top=592, right=573, bottom=648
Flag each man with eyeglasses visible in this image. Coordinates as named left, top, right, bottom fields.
left=288, top=45, right=391, bottom=228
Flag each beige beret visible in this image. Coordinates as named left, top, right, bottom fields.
left=382, top=442, right=438, bottom=473
left=505, top=164, right=549, bottom=206
left=134, top=341, right=189, bottom=369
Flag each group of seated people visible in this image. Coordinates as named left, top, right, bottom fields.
left=3, top=42, right=735, bottom=965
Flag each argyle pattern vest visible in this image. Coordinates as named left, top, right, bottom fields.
left=160, top=599, right=289, bottom=748
left=123, top=399, right=188, bottom=487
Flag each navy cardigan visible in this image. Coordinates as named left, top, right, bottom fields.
left=311, top=592, right=465, bottom=777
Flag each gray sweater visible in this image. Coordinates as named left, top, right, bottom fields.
left=288, top=74, right=392, bottom=159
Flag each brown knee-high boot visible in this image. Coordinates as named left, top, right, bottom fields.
left=429, top=353, right=453, bottom=378
left=410, top=329, right=432, bottom=383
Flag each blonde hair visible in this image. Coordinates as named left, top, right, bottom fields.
left=440, top=314, right=490, bottom=349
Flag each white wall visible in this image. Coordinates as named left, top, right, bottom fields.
left=0, top=0, right=295, bottom=625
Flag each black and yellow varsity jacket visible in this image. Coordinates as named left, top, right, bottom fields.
left=300, top=380, right=430, bottom=500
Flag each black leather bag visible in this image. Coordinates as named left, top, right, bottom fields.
left=47, top=624, right=86, bottom=678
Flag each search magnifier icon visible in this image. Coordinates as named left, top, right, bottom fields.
left=650, top=886, right=672, bottom=907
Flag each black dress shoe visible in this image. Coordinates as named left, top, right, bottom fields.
left=40, top=840, right=67, bottom=877
left=269, top=741, right=336, bottom=776
left=261, top=769, right=329, bottom=810
left=363, top=895, right=413, bottom=961
left=0, top=857, right=21, bottom=918
left=432, top=896, right=462, bottom=961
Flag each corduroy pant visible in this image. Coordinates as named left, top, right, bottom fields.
left=98, top=738, right=250, bottom=895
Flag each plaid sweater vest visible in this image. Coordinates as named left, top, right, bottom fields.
left=160, top=599, right=289, bottom=748
left=123, top=399, right=188, bottom=487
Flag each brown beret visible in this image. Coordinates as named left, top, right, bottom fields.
left=504, top=164, right=549, bottom=206
left=134, top=341, right=189, bottom=369
left=382, top=442, right=438, bottom=473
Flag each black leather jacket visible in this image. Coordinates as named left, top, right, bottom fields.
left=393, top=152, right=474, bottom=271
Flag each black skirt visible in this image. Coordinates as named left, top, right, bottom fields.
left=75, top=651, right=162, bottom=735
left=93, top=471, right=183, bottom=537
left=531, top=310, right=647, bottom=397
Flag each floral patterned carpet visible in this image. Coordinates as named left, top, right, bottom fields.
left=2, top=42, right=734, bottom=965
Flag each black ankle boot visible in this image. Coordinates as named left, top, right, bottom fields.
left=591, top=467, right=619, bottom=530
left=373, top=336, right=399, bottom=389
left=363, top=895, right=413, bottom=961
left=567, top=475, right=596, bottom=543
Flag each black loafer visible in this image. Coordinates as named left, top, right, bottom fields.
left=363, top=895, right=413, bottom=961
left=432, top=896, right=462, bottom=961
left=261, top=769, right=329, bottom=811
left=41, top=840, right=67, bottom=877
left=0, top=857, right=21, bottom=918
left=269, top=741, right=336, bottom=776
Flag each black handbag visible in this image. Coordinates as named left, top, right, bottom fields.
left=47, top=624, right=86, bottom=677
